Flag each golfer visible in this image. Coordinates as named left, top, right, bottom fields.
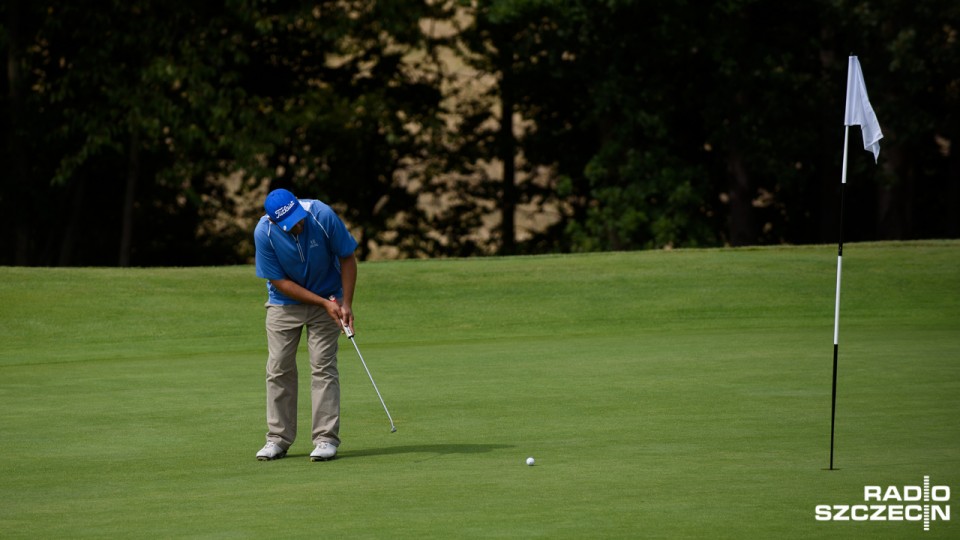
left=253, top=188, right=358, bottom=462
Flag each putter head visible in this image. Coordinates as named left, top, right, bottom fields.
left=390, top=426, right=397, bottom=433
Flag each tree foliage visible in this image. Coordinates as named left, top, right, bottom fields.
left=1, top=0, right=957, bottom=265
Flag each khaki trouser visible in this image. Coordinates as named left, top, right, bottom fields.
left=264, top=303, right=341, bottom=450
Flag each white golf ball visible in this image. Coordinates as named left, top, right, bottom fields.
left=526, top=457, right=535, bottom=466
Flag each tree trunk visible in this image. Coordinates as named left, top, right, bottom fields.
left=498, top=44, right=516, bottom=256
left=6, top=0, right=31, bottom=265
left=58, top=177, right=86, bottom=266
left=875, top=145, right=907, bottom=240
left=947, top=142, right=960, bottom=237
left=119, top=130, right=140, bottom=267
left=726, top=149, right=756, bottom=246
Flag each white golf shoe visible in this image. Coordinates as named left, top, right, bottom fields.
left=256, top=441, right=287, bottom=461
left=310, top=442, right=338, bottom=462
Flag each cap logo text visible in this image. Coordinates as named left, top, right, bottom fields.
left=274, top=201, right=296, bottom=219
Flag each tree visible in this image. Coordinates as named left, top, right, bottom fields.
left=832, top=0, right=960, bottom=241
left=241, top=0, right=457, bottom=260
left=452, top=0, right=583, bottom=255
left=455, top=0, right=959, bottom=251
left=1, top=1, right=278, bottom=265
left=0, top=0, right=459, bottom=265
left=3, top=0, right=957, bottom=266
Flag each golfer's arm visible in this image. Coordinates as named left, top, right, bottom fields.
left=269, top=278, right=335, bottom=309
left=339, top=254, right=357, bottom=308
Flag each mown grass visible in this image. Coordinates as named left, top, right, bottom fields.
left=1, top=241, right=957, bottom=538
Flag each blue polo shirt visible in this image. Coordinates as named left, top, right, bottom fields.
left=254, top=199, right=358, bottom=305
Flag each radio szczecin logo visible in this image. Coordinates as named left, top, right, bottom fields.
left=815, top=476, right=951, bottom=531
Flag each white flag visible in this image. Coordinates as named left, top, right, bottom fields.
left=844, top=56, right=883, bottom=162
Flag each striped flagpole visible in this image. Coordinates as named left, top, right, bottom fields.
left=829, top=125, right=850, bottom=471
left=830, top=54, right=882, bottom=471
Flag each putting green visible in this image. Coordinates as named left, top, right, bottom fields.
left=0, top=241, right=957, bottom=538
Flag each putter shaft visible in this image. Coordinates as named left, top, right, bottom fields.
left=340, top=318, right=397, bottom=433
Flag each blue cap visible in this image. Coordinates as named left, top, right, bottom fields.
left=264, top=189, right=309, bottom=231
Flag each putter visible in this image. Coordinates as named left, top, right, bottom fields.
left=335, top=309, right=397, bottom=433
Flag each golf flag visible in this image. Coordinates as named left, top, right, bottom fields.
left=830, top=55, right=883, bottom=470
left=844, top=56, right=883, bottom=162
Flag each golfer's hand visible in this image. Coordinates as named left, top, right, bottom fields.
left=340, top=304, right=355, bottom=336
left=324, top=297, right=344, bottom=327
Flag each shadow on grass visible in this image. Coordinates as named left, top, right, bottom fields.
left=336, top=443, right=516, bottom=462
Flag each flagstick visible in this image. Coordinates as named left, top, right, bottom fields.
left=829, top=125, right=850, bottom=471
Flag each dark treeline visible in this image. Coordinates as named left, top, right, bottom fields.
left=2, top=0, right=957, bottom=266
